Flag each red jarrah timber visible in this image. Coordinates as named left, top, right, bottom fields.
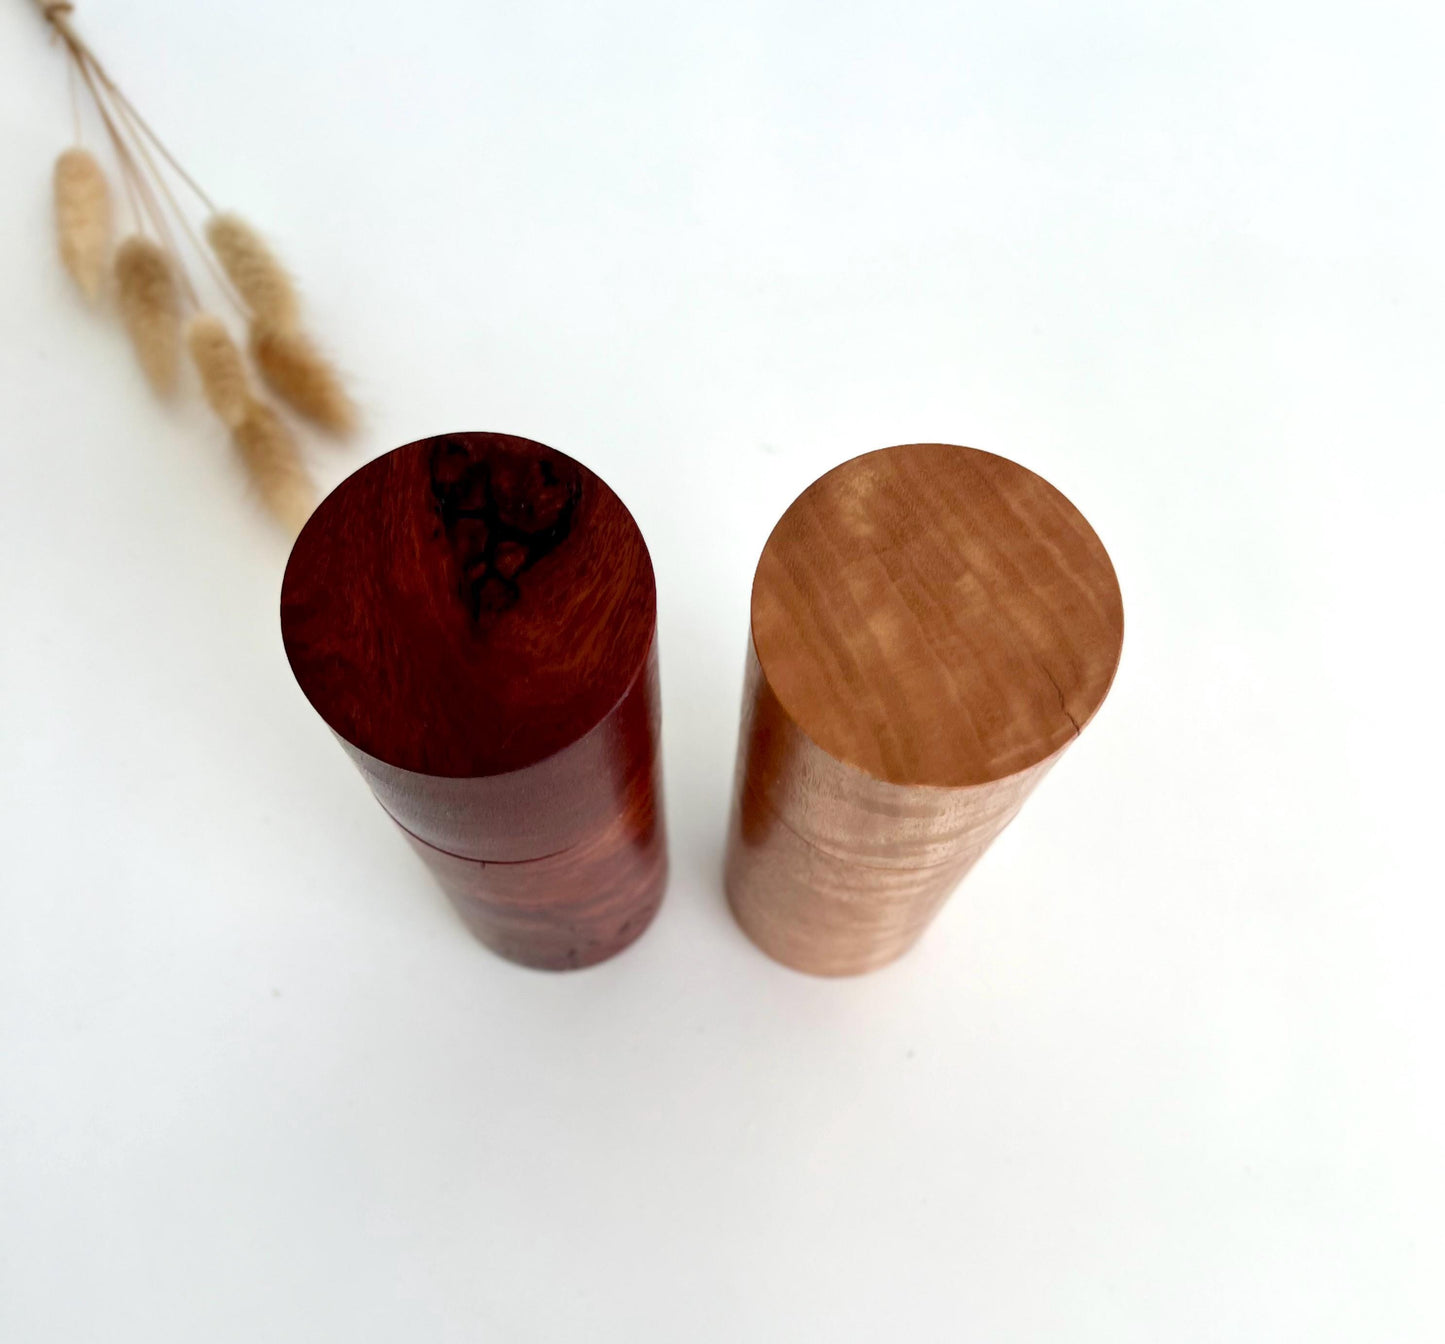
left=281, top=431, right=667, bottom=969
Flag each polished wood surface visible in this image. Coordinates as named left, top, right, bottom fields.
left=282, top=431, right=655, bottom=778
left=727, top=443, right=1123, bottom=976
left=281, top=431, right=666, bottom=969
left=344, top=649, right=660, bottom=863
left=752, top=442, right=1123, bottom=787
left=399, top=751, right=666, bottom=970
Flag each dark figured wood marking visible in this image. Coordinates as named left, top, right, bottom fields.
left=281, top=431, right=666, bottom=970
left=429, top=435, right=582, bottom=619
left=726, top=443, right=1123, bottom=976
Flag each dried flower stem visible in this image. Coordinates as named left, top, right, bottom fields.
left=208, top=213, right=355, bottom=435
left=53, top=146, right=110, bottom=298
left=232, top=400, right=316, bottom=535
left=250, top=321, right=356, bottom=435
left=187, top=314, right=251, bottom=428
left=76, top=52, right=198, bottom=308
left=99, top=64, right=242, bottom=316
left=69, top=48, right=142, bottom=230
left=34, top=0, right=342, bottom=535
left=115, top=235, right=181, bottom=393
left=207, top=214, right=299, bottom=329
left=40, top=2, right=211, bottom=313
left=89, top=59, right=217, bottom=214
left=188, top=312, right=317, bottom=531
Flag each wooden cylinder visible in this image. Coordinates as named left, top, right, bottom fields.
left=725, top=443, right=1124, bottom=976
left=281, top=431, right=667, bottom=970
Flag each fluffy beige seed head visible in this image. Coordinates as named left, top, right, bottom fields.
left=114, top=235, right=180, bottom=394
left=206, top=212, right=298, bottom=328
left=54, top=147, right=112, bottom=300
left=232, top=398, right=316, bottom=535
left=250, top=320, right=356, bottom=435
left=186, top=314, right=251, bottom=429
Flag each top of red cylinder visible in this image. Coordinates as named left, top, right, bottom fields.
left=281, top=432, right=656, bottom=779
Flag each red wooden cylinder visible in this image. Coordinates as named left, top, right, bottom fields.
left=280, top=431, right=667, bottom=969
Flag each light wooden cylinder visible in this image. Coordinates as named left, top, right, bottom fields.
left=725, top=443, right=1124, bottom=976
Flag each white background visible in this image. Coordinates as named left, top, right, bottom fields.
left=2, top=1, right=1442, bottom=1338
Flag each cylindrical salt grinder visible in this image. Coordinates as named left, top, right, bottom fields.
left=281, top=431, right=667, bottom=970
left=725, top=442, right=1123, bottom=976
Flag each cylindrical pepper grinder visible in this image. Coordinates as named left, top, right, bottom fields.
left=281, top=431, right=667, bottom=970
left=725, top=442, right=1123, bottom=976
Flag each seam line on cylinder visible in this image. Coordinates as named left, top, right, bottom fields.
left=383, top=808, right=576, bottom=867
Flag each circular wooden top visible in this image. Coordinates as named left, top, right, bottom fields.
left=751, top=443, right=1123, bottom=789
left=281, top=432, right=656, bottom=779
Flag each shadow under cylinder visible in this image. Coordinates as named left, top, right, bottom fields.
left=726, top=442, right=1124, bottom=977
left=281, top=431, right=667, bottom=970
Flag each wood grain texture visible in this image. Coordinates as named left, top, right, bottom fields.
left=399, top=750, right=666, bottom=970
left=726, top=443, right=1123, bottom=976
left=281, top=431, right=667, bottom=970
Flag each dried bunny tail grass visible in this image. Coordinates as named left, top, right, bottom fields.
left=206, top=212, right=298, bottom=328
left=205, top=213, right=356, bottom=434
left=53, top=147, right=111, bottom=300
left=186, top=313, right=250, bottom=428
left=232, top=398, right=316, bottom=535
left=250, top=320, right=356, bottom=435
left=114, top=235, right=180, bottom=394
